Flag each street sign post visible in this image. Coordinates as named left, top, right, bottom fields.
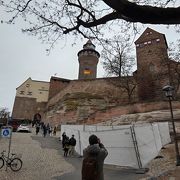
left=1, top=126, right=13, bottom=171
left=1, top=127, right=11, bottom=138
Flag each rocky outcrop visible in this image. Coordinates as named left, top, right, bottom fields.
left=97, top=109, right=180, bottom=134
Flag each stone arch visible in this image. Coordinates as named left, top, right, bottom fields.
left=33, top=113, right=41, bottom=126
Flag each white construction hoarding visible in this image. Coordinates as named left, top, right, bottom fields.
left=61, top=122, right=170, bottom=169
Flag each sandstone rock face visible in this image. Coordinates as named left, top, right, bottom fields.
left=97, top=109, right=180, bottom=133
left=99, top=109, right=180, bottom=124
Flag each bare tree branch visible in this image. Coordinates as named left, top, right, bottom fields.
left=103, top=0, right=180, bottom=24
left=1, top=0, right=180, bottom=51
left=17, top=0, right=33, bottom=12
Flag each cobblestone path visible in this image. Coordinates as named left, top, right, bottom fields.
left=0, top=130, right=73, bottom=180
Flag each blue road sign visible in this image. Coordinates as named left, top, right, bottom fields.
left=1, top=127, right=11, bottom=138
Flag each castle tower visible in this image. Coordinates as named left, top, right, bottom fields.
left=135, top=27, right=169, bottom=100
left=77, top=40, right=100, bottom=80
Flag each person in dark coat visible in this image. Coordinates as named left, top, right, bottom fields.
left=43, top=124, right=47, bottom=137
left=82, top=134, right=108, bottom=180
left=69, top=135, right=76, bottom=156
left=62, top=132, right=66, bottom=148
left=63, top=136, right=69, bottom=157
left=53, top=126, right=57, bottom=136
left=49, top=126, right=53, bottom=136
left=35, top=123, right=40, bottom=135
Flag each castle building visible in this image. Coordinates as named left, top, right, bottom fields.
left=12, top=28, right=180, bottom=125
left=12, top=78, right=49, bottom=121
left=135, top=27, right=170, bottom=100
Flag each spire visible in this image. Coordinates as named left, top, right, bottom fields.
left=83, top=39, right=95, bottom=50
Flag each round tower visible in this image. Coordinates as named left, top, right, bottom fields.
left=77, top=40, right=100, bottom=80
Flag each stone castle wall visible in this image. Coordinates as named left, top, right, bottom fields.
left=47, top=77, right=137, bottom=107
left=44, top=77, right=138, bottom=125
left=12, top=96, right=47, bottom=121
left=48, top=77, right=70, bottom=100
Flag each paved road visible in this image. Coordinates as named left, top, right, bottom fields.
left=0, top=130, right=73, bottom=180
left=0, top=129, right=147, bottom=180
left=55, top=156, right=146, bottom=180
left=53, top=148, right=145, bottom=180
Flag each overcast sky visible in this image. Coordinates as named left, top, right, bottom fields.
left=0, top=20, right=106, bottom=113
left=0, top=9, right=179, bottom=113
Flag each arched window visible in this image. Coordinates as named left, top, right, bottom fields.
left=149, top=63, right=155, bottom=72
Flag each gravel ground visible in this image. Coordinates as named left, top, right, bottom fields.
left=0, top=129, right=74, bottom=180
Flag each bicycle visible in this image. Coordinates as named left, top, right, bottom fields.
left=0, top=150, right=23, bottom=171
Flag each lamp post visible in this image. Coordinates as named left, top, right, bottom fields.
left=162, top=85, right=180, bottom=166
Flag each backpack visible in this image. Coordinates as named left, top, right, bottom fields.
left=82, top=154, right=99, bottom=180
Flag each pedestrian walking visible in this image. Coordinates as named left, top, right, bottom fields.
left=35, top=123, right=40, bottom=135
left=49, top=126, right=53, bottom=136
left=43, top=124, right=47, bottom=137
left=53, top=126, right=57, bottom=136
left=69, top=135, right=76, bottom=156
left=63, top=136, right=70, bottom=157
left=82, top=134, right=108, bottom=180
left=47, top=123, right=50, bottom=129
left=62, top=132, right=66, bottom=148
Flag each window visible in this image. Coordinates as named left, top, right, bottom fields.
left=39, top=92, right=42, bottom=94
left=39, top=88, right=48, bottom=91
left=136, top=44, right=140, bottom=47
left=149, top=63, right=155, bottom=72
left=148, top=41, right=152, bottom=44
left=26, top=84, right=30, bottom=87
left=146, top=32, right=152, bottom=35
left=27, top=92, right=32, bottom=95
left=144, top=42, right=148, bottom=45
left=84, top=68, right=91, bottom=75
left=156, top=38, right=160, bottom=42
left=20, top=91, right=24, bottom=95
left=139, top=43, right=144, bottom=48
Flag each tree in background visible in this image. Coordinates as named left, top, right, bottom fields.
left=0, top=107, right=10, bottom=119
left=0, top=107, right=10, bottom=125
left=102, top=35, right=135, bottom=77
left=101, top=35, right=137, bottom=103
left=167, top=40, right=180, bottom=97
left=0, top=0, right=180, bottom=51
left=169, top=40, right=180, bottom=61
